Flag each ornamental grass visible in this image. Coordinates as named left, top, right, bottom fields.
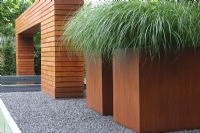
left=63, top=0, right=200, bottom=58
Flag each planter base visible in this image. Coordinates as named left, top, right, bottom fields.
left=113, top=49, right=200, bottom=133
left=86, top=56, right=113, bottom=115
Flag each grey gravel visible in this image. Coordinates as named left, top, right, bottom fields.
left=0, top=92, right=133, bottom=133
left=0, top=86, right=40, bottom=93
left=0, top=92, right=199, bottom=133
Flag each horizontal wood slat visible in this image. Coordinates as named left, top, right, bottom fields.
left=16, top=0, right=84, bottom=98
left=16, top=34, right=34, bottom=75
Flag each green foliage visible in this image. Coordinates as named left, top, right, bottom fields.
left=0, top=0, right=34, bottom=75
left=63, top=0, right=200, bottom=58
left=0, top=64, right=3, bottom=75
left=0, top=47, right=3, bottom=75
left=1, top=41, right=16, bottom=75
left=0, top=0, right=33, bottom=36
left=34, top=32, right=41, bottom=75
left=0, top=33, right=41, bottom=76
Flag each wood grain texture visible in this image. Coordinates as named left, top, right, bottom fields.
left=113, top=48, right=200, bottom=133
left=86, top=56, right=113, bottom=115
left=16, top=0, right=84, bottom=98
left=16, top=34, right=34, bottom=75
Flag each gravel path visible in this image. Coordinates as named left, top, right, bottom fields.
left=0, top=92, right=199, bottom=133
left=0, top=92, right=132, bottom=133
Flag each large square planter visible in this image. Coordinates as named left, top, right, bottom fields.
left=86, top=56, right=113, bottom=115
left=113, top=48, right=200, bottom=132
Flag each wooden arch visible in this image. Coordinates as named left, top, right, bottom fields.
left=16, top=0, right=84, bottom=98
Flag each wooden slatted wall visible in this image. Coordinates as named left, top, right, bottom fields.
left=16, top=34, right=34, bottom=75
left=16, top=0, right=84, bottom=98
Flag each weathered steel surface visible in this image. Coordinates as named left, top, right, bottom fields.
left=113, top=48, right=200, bottom=133
left=86, top=56, right=113, bottom=115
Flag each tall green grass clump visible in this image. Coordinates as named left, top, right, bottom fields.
left=63, top=0, right=200, bottom=58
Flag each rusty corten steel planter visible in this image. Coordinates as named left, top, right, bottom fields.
left=113, top=48, right=200, bottom=133
left=86, top=56, right=113, bottom=115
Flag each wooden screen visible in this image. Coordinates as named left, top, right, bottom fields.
left=16, top=0, right=84, bottom=98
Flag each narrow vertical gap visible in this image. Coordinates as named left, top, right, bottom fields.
left=33, top=32, right=41, bottom=75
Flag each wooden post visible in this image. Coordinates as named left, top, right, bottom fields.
left=16, top=34, right=34, bottom=75
left=40, top=1, right=84, bottom=98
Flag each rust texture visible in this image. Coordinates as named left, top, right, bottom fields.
left=113, top=49, right=200, bottom=132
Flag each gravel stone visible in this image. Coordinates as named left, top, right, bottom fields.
left=0, top=92, right=132, bottom=133
left=0, top=92, right=199, bottom=133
